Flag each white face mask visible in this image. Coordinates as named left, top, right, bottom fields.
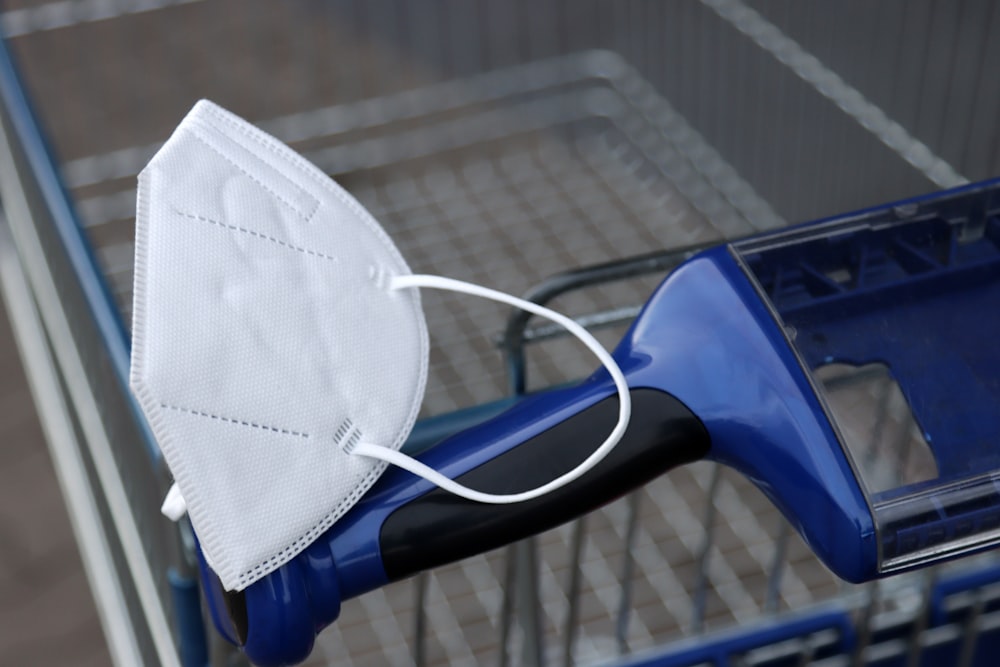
left=131, top=100, right=630, bottom=592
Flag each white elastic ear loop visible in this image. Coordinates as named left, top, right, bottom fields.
left=349, top=274, right=632, bottom=505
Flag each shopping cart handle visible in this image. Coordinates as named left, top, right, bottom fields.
left=200, top=180, right=1000, bottom=667
left=196, top=243, right=870, bottom=667
left=378, top=386, right=710, bottom=579
left=197, top=373, right=710, bottom=666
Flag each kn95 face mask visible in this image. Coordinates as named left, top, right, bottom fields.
left=130, top=100, right=630, bottom=592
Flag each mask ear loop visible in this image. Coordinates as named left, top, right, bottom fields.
left=349, top=274, right=632, bottom=505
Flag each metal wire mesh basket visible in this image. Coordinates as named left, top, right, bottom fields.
left=1, top=1, right=999, bottom=666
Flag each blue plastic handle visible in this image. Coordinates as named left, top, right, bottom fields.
left=196, top=242, right=884, bottom=665
left=201, top=368, right=706, bottom=664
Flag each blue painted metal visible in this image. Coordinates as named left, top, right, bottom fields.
left=611, top=560, right=1000, bottom=667
left=613, top=606, right=855, bottom=667
left=928, top=561, right=1000, bottom=626
left=609, top=566, right=1000, bottom=667
left=168, top=569, right=209, bottom=667
left=196, top=537, right=239, bottom=648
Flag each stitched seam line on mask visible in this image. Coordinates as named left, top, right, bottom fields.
left=187, top=130, right=316, bottom=221
left=234, top=419, right=378, bottom=588
left=234, top=459, right=387, bottom=589
left=159, top=403, right=309, bottom=438
left=200, top=106, right=409, bottom=271
left=174, top=210, right=339, bottom=262
left=202, top=106, right=429, bottom=453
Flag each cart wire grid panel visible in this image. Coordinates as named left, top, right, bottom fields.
left=1, top=1, right=999, bottom=667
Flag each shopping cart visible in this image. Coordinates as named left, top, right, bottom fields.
left=0, top=2, right=999, bottom=667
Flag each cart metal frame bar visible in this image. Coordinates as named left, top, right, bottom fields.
left=0, top=37, right=182, bottom=667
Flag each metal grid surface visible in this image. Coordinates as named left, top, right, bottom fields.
left=2, top=1, right=999, bottom=666
left=70, top=54, right=782, bottom=416
left=301, top=465, right=840, bottom=667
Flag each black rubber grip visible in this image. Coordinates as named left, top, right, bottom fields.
left=380, top=388, right=710, bottom=581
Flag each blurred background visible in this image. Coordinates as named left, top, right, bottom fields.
left=0, top=1, right=998, bottom=666
left=0, top=306, right=110, bottom=663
